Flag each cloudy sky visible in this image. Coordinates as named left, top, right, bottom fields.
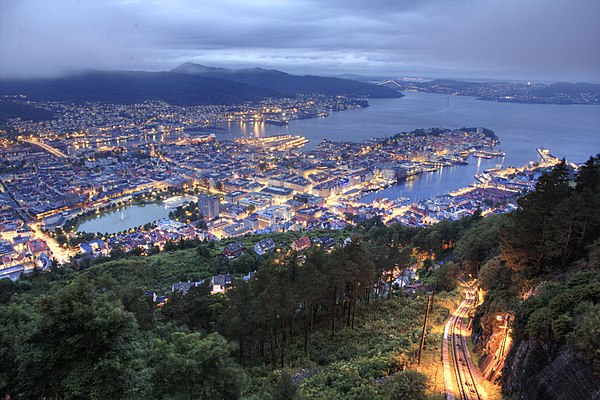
left=1, top=0, right=599, bottom=81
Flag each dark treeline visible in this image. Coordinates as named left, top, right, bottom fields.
left=470, top=156, right=600, bottom=399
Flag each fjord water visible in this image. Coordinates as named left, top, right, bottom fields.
left=222, top=92, right=600, bottom=201
left=78, top=92, right=600, bottom=232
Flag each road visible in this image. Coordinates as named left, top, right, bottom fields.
left=29, top=222, right=78, bottom=264
left=443, top=282, right=487, bottom=400
left=22, top=139, right=68, bottom=158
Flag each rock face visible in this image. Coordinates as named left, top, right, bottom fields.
left=503, top=339, right=600, bottom=400
left=472, top=305, right=512, bottom=384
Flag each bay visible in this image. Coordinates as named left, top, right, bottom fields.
left=78, top=93, right=600, bottom=232
left=217, top=92, right=600, bottom=201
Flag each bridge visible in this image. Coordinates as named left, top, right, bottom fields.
left=22, top=139, right=68, bottom=158
left=376, top=80, right=405, bottom=89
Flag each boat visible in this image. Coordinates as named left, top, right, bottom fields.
left=484, top=164, right=504, bottom=174
left=475, top=174, right=491, bottom=184
left=537, top=147, right=560, bottom=163
left=472, top=149, right=506, bottom=159
left=264, top=119, right=289, bottom=126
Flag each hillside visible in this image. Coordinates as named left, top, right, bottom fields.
left=0, top=101, right=54, bottom=125
left=0, top=157, right=598, bottom=399
left=171, top=63, right=404, bottom=98
left=469, top=156, right=600, bottom=399
left=0, top=70, right=290, bottom=106
left=386, top=79, right=600, bottom=105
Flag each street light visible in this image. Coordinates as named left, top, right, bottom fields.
left=497, top=313, right=512, bottom=359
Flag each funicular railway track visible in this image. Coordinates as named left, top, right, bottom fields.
left=444, top=283, right=486, bottom=400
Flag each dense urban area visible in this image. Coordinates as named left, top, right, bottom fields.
left=0, top=94, right=559, bottom=280
left=0, top=92, right=598, bottom=400
left=2, top=0, right=600, bottom=398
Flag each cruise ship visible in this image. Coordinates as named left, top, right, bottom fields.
left=537, top=147, right=560, bottom=164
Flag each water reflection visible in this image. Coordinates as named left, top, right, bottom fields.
left=76, top=203, right=171, bottom=234
left=225, top=121, right=268, bottom=138
left=360, top=156, right=500, bottom=202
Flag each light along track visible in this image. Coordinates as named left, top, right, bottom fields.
left=444, top=284, right=487, bottom=400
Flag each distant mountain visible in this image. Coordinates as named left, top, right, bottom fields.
left=334, top=73, right=388, bottom=82
left=171, top=63, right=403, bottom=98
left=0, top=70, right=290, bottom=106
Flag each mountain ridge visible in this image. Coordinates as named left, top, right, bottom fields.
left=0, top=64, right=403, bottom=106
left=0, top=69, right=290, bottom=106
left=170, top=62, right=404, bottom=98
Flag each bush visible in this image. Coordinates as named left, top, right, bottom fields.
left=389, top=370, right=428, bottom=400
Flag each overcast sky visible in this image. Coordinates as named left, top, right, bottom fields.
left=1, top=0, right=599, bottom=82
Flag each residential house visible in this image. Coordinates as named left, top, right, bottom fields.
left=254, top=238, right=275, bottom=255
left=223, top=242, right=245, bottom=259
left=80, top=239, right=109, bottom=257
left=212, top=274, right=235, bottom=293
left=172, top=281, right=205, bottom=295
left=291, top=236, right=311, bottom=251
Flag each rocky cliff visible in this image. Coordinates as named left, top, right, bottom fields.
left=502, top=339, right=600, bottom=400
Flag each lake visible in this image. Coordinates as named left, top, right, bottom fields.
left=76, top=203, right=171, bottom=234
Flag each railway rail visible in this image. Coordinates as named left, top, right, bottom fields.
left=444, top=284, right=487, bottom=400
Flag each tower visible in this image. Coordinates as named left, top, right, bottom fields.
left=198, top=194, right=220, bottom=220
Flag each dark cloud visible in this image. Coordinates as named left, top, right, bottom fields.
left=1, top=0, right=599, bottom=81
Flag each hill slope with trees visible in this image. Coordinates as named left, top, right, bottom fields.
left=0, top=155, right=598, bottom=399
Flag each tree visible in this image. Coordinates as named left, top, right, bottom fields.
left=150, top=332, right=245, bottom=400
left=197, top=244, right=212, bottom=258
left=433, top=261, right=462, bottom=292
left=501, top=158, right=600, bottom=281
left=270, top=370, right=303, bottom=400
left=455, top=214, right=505, bottom=274
left=13, top=276, right=150, bottom=399
left=478, top=256, right=513, bottom=292
left=161, top=282, right=222, bottom=332
left=500, top=161, right=572, bottom=278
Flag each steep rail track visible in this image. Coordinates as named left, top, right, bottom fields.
left=443, top=284, right=487, bottom=400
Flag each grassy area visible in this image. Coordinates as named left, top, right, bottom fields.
left=417, top=290, right=462, bottom=399
left=84, top=248, right=213, bottom=292
left=416, top=333, right=445, bottom=400
left=296, top=295, right=428, bottom=399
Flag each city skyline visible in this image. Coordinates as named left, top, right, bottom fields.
left=2, top=0, right=600, bottom=82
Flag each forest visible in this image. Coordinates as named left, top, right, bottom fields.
left=0, top=155, right=598, bottom=400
